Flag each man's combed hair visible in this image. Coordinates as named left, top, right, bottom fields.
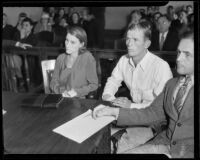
left=180, top=30, right=194, bottom=41
left=126, top=19, right=152, bottom=40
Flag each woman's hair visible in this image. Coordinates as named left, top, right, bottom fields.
left=67, top=26, right=87, bottom=54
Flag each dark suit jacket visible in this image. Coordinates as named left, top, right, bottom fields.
left=149, top=29, right=180, bottom=51
left=2, top=40, right=16, bottom=48
left=117, top=77, right=194, bottom=158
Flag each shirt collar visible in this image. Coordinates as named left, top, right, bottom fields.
left=160, top=30, right=168, bottom=39
left=128, top=50, right=150, bottom=72
left=179, top=74, right=194, bottom=85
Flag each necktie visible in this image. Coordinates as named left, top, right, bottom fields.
left=174, top=77, right=191, bottom=112
left=160, top=33, right=165, bottom=50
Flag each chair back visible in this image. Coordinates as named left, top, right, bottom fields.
left=41, top=59, right=56, bottom=93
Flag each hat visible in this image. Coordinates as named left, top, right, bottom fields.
left=19, top=12, right=27, bottom=18
left=41, top=13, right=50, bottom=19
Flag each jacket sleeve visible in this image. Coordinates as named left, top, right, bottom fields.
left=117, top=85, right=167, bottom=127
left=74, top=53, right=98, bottom=97
left=50, top=55, right=64, bottom=94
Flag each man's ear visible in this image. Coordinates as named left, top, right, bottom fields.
left=145, top=39, right=151, bottom=49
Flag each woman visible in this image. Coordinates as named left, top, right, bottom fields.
left=50, top=26, right=98, bottom=98
left=70, top=12, right=82, bottom=27
left=34, top=12, right=52, bottom=34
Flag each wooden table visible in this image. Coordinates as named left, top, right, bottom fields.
left=2, top=92, right=111, bottom=154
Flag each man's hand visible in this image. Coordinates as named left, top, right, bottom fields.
left=18, top=42, right=32, bottom=49
left=112, top=97, right=132, bottom=108
left=92, top=104, right=119, bottom=119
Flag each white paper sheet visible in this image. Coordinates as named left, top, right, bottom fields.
left=53, top=106, right=115, bottom=143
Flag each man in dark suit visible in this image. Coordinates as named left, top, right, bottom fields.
left=3, top=40, right=32, bottom=49
left=93, top=30, right=194, bottom=158
left=149, top=15, right=180, bottom=51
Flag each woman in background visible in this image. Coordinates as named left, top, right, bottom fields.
left=50, top=26, right=98, bottom=98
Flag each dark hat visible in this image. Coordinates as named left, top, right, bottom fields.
left=19, top=12, right=27, bottom=17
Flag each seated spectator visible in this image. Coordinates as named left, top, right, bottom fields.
left=50, top=26, right=98, bottom=98
left=65, top=7, right=75, bottom=25
left=177, top=10, right=189, bottom=36
left=149, top=15, right=180, bottom=51
left=127, top=10, right=142, bottom=28
left=186, top=5, right=193, bottom=15
left=13, top=12, right=27, bottom=33
left=188, top=13, right=194, bottom=31
left=70, top=12, right=82, bottom=27
left=54, top=8, right=67, bottom=26
left=52, top=17, right=69, bottom=47
left=34, top=12, right=52, bottom=34
left=81, top=7, right=96, bottom=48
left=3, top=13, right=14, bottom=40
left=13, top=17, right=39, bottom=88
left=152, top=12, right=162, bottom=32
left=139, top=8, right=146, bottom=18
left=166, top=5, right=174, bottom=21
left=101, top=20, right=172, bottom=152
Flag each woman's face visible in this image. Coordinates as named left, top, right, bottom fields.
left=59, top=9, right=65, bottom=17
left=65, top=33, right=84, bottom=55
left=72, top=13, right=79, bottom=24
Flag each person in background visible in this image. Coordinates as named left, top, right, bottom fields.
left=81, top=7, right=96, bottom=48
left=127, top=10, right=142, bottom=28
left=14, top=12, right=27, bottom=34
left=13, top=17, right=39, bottom=88
left=3, top=40, right=32, bottom=49
left=149, top=15, right=180, bottom=51
left=50, top=26, right=98, bottom=98
left=166, top=5, right=175, bottom=21
left=186, top=5, right=193, bottom=15
left=66, top=7, right=75, bottom=25
left=88, top=7, right=105, bottom=48
left=54, top=8, right=67, bottom=26
left=34, top=12, right=52, bottom=34
left=52, top=17, right=69, bottom=47
left=92, top=30, right=194, bottom=158
left=70, top=12, right=82, bottom=27
left=101, top=20, right=172, bottom=153
left=3, top=13, right=14, bottom=40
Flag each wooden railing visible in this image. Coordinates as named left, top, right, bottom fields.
left=2, top=46, right=177, bottom=93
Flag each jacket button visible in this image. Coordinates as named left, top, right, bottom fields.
left=177, top=123, right=182, bottom=127
left=172, top=141, right=176, bottom=145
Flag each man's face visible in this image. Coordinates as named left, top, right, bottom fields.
left=157, top=17, right=170, bottom=33
left=131, top=13, right=141, bottom=25
left=126, top=28, right=149, bottom=58
left=176, top=38, right=194, bottom=76
left=22, top=21, right=33, bottom=33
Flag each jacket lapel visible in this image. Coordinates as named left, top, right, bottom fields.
left=178, top=86, right=194, bottom=120
left=165, top=78, right=179, bottom=120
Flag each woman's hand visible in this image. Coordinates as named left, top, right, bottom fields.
left=62, top=89, right=77, bottom=98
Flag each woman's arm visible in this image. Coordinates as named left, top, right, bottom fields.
left=50, top=55, right=63, bottom=94
left=74, top=53, right=98, bottom=97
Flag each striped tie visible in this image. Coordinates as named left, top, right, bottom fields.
left=174, top=77, right=191, bottom=112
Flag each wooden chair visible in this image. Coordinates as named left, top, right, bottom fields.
left=41, top=59, right=56, bottom=93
